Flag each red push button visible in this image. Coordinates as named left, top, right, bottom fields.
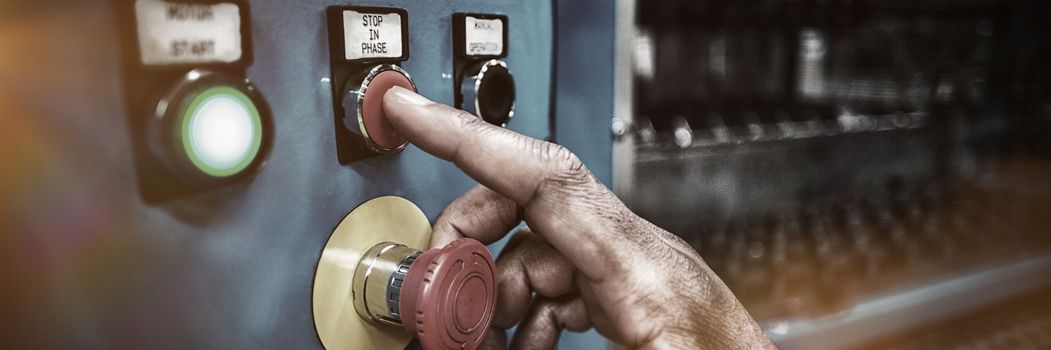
left=344, top=64, right=416, bottom=154
left=361, top=70, right=412, bottom=150
left=400, top=239, right=496, bottom=350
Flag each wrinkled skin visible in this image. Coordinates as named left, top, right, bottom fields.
left=383, top=87, right=775, bottom=350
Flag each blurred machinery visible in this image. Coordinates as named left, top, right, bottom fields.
left=613, top=0, right=1051, bottom=348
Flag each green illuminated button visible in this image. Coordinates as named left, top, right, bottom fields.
left=178, top=86, right=263, bottom=177
left=149, top=69, right=270, bottom=188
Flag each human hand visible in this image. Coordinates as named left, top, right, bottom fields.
left=383, top=86, right=774, bottom=350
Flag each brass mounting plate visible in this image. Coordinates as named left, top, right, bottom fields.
left=312, top=196, right=431, bottom=349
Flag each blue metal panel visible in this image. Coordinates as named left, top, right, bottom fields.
left=0, top=0, right=609, bottom=349
left=553, top=0, right=615, bottom=187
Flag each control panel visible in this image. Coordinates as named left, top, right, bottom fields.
left=114, top=0, right=557, bottom=347
left=0, top=0, right=613, bottom=349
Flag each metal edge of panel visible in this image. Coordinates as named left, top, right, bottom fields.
left=553, top=0, right=615, bottom=187
left=612, top=0, right=636, bottom=197
left=764, top=255, right=1051, bottom=350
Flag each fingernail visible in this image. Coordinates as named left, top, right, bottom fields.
left=388, top=86, right=432, bottom=107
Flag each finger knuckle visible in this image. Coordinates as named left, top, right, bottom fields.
left=537, top=299, right=560, bottom=316
left=535, top=143, right=590, bottom=190
left=456, top=110, right=491, bottom=135
left=438, top=200, right=460, bottom=219
left=543, top=143, right=586, bottom=173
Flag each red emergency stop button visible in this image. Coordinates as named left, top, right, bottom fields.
left=400, top=239, right=496, bottom=350
left=343, top=64, right=416, bottom=154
